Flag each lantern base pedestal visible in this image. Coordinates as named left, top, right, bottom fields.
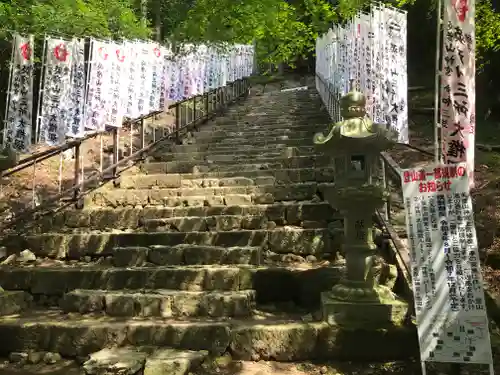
left=321, top=285, right=408, bottom=328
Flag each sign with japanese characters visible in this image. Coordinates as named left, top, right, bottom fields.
left=39, top=37, right=73, bottom=146
left=3, top=34, right=35, bottom=152
left=106, top=42, right=127, bottom=127
left=67, top=38, right=86, bottom=138
left=85, top=39, right=112, bottom=130
left=315, top=3, right=408, bottom=144
left=440, top=0, right=475, bottom=187
left=401, top=163, right=493, bottom=365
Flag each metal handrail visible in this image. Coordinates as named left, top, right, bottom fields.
left=0, top=78, right=250, bottom=232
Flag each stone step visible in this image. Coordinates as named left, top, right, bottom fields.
left=140, top=157, right=329, bottom=174
left=161, top=145, right=317, bottom=157
left=135, top=168, right=333, bottom=185
left=0, top=265, right=346, bottom=304
left=86, top=183, right=320, bottom=207
left=142, top=215, right=271, bottom=232
left=112, top=245, right=261, bottom=267
left=0, top=265, right=255, bottom=293
left=0, top=262, right=345, bottom=307
left=82, top=347, right=208, bottom=375
left=189, top=130, right=319, bottom=143
left=200, top=124, right=329, bottom=134
left=17, top=228, right=329, bottom=259
left=0, top=309, right=418, bottom=360
left=152, top=149, right=322, bottom=163
left=61, top=289, right=256, bottom=318
left=198, top=123, right=327, bottom=133
left=159, top=143, right=317, bottom=155
left=119, top=175, right=279, bottom=189
left=175, top=135, right=313, bottom=146
left=32, top=201, right=336, bottom=232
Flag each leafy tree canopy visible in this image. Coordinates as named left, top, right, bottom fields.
left=0, top=0, right=150, bottom=40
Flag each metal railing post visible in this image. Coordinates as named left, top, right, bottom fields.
left=175, top=104, right=180, bottom=144
left=193, top=96, right=197, bottom=123
left=140, top=118, right=145, bottom=150
left=204, top=92, right=209, bottom=120
left=112, top=127, right=120, bottom=187
left=73, top=143, right=81, bottom=201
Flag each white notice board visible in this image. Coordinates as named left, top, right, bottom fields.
left=400, top=162, right=494, bottom=368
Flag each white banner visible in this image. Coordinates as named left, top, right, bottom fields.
left=124, top=41, right=139, bottom=119
left=150, top=44, right=164, bottom=112
left=401, top=163, right=493, bottom=365
left=39, top=37, right=73, bottom=146
left=106, top=42, right=127, bottom=127
left=440, top=0, right=476, bottom=187
left=384, top=8, right=408, bottom=144
left=137, top=43, right=153, bottom=116
left=4, top=34, right=35, bottom=152
left=67, top=38, right=86, bottom=138
left=85, top=40, right=112, bottom=130
left=315, top=3, right=408, bottom=143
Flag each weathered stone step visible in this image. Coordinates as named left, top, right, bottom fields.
left=82, top=347, right=208, bottom=375
left=142, top=215, right=270, bottom=232
left=191, top=131, right=318, bottom=143
left=0, top=265, right=255, bottom=293
left=0, top=309, right=418, bottom=360
left=61, top=289, right=256, bottom=318
left=141, top=157, right=330, bottom=174
left=119, top=175, right=278, bottom=189
left=112, top=244, right=261, bottom=267
left=0, top=262, right=345, bottom=306
left=161, top=144, right=317, bottom=157
left=15, top=228, right=329, bottom=258
left=86, top=182, right=319, bottom=207
left=199, top=123, right=327, bottom=133
left=160, top=143, right=316, bottom=154
left=152, top=149, right=322, bottom=163
left=31, top=201, right=337, bottom=232
left=176, top=135, right=313, bottom=146
left=136, top=167, right=334, bottom=185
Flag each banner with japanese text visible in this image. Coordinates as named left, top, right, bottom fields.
left=85, top=39, right=112, bottom=131
left=39, top=37, right=73, bottom=146
left=67, top=38, right=86, bottom=139
left=440, top=0, right=475, bottom=187
left=315, top=3, right=408, bottom=144
left=1, top=33, right=254, bottom=152
left=3, top=34, right=35, bottom=152
left=106, top=41, right=128, bottom=127
left=400, top=163, right=492, bottom=365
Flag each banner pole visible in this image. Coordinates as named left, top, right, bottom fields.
left=433, top=0, right=443, bottom=163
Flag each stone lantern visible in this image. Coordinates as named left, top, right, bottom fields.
left=313, top=88, right=408, bottom=327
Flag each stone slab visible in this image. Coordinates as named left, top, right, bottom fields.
left=0, top=310, right=417, bottom=361
left=0, top=291, right=32, bottom=315
left=143, top=348, right=208, bottom=375
left=36, top=201, right=338, bottom=232
left=143, top=215, right=269, bottom=232
left=17, top=228, right=329, bottom=258
left=0, top=360, right=81, bottom=375
left=86, top=182, right=318, bottom=207
left=0, top=266, right=254, bottom=294
left=82, top=347, right=146, bottom=375
left=61, top=289, right=256, bottom=318
left=321, top=292, right=409, bottom=327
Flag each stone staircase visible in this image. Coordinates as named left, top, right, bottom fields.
left=0, top=88, right=415, bottom=374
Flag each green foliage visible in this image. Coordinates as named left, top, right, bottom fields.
left=171, top=0, right=337, bottom=67
left=476, top=0, right=500, bottom=61
left=0, top=0, right=150, bottom=40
